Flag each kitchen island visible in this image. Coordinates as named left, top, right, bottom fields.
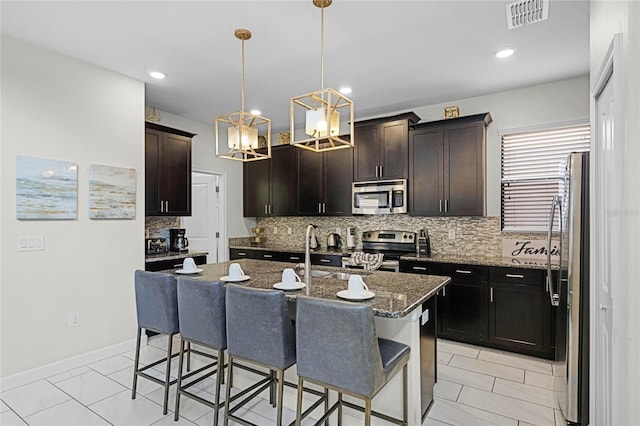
left=164, top=258, right=450, bottom=424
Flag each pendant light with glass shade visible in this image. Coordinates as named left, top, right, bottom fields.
left=215, top=29, right=271, bottom=162
left=290, top=0, right=354, bottom=152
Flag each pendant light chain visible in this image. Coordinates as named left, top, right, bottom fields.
left=241, top=37, right=246, bottom=112
left=320, top=5, right=325, bottom=90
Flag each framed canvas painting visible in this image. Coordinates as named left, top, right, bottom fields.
left=88, top=164, right=137, bottom=219
left=16, top=155, right=78, bottom=219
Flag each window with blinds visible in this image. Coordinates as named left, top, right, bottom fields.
left=501, top=123, right=590, bottom=232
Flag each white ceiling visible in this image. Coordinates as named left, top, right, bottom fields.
left=1, top=1, right=590, bottom=132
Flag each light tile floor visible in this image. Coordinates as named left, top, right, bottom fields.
left=1, top=337, right=566, bottom=425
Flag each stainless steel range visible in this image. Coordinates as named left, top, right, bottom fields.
left=342, top=230, right=416, bottom=272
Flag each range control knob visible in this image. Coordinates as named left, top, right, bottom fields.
left=408, top=234, right=414, bottom=239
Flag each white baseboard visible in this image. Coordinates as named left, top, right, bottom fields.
left=0, top=335, right=146, bottom=392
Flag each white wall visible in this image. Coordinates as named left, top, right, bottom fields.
left=360, top=76, right=590, bottom=217
left=147, top=110, right=255, bottom=238
left=590, top=2, right=640, bottom=424
left=1, top=36, right=145, bottom=377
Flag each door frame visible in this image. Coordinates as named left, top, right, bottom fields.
left=182, top=168, right=228, bottom=263
left=590, top=32, right=623, bottom=426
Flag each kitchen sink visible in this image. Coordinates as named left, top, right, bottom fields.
left=331, top=272, right=354, bottom=280
left=298, top=269, right=332, bottom=278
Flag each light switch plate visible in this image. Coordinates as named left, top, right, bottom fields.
left=17, top=235, right=45, bottom=251
left=448, top=229, right=456, bottom=239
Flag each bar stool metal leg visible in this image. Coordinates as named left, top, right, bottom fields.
left=402, top=365, right=408, bottom=425
left=173, top=339, right=186, bottom=421
left=131, top=326, right=142, bottom=400
left=162, top=336, right=174, bottom=415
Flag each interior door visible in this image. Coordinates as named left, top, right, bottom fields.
left=181, top=172, right=220, bottom=263
left=591, top=37, right=618, bottom=426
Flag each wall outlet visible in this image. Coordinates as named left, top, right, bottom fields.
left=448, top=229, right=456, bottom=239
left=335, top=227, right=341, bottom=234
left=287, top=227, right=292, bottom=235
left=273, top=227, right=278, bottom=234
left=68, top=312, right=80, bottom=327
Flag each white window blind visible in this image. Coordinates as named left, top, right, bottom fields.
left=501, top=123, right=590, bottom=231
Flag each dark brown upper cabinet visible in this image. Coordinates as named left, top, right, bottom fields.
left=145, top=122, right=195, bottom=216
left=296, top=147, right=353, bottom=216
left=409, top=113, right=492, bottom=216
left=353, top=112, right=420, bottom=182
left=243, top=145, right=296, bottom=217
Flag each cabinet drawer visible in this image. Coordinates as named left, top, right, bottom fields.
left=255, top=251, right=283, bottom=261
left=145, top=255, right=207, bottom=272
left=399, top=261, right=442, bottom=275
left=281, top=252, right=304, bottom=263
left=229, top=248, right=255, bottom=260
left=489, top=267, right=544, bottom=286
left=442, top=264, right=488, bottom=282
left=310, top=254, right=342, bottom=267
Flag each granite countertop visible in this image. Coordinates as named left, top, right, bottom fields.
left=230, top=243, right=352, bottom=257
left=145, top=250, right=209, bottom=263
left=161, top=259, right=450, bottom=319
left=229, top=243, right=559, bottom=270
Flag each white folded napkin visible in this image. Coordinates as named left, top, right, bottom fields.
left=350, top=252, right=384, bottom=271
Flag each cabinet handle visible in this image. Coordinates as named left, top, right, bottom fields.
left=160, top=201, right=164, bottom=213
left=322, top=203, right=326, bottom=213
left=265, top=205, right=268, bottom=215
left=173, top=263, right=183, bottom=268
left=263, top=254, right=273, bottom=258
left=490, top=287, right=494, bottom=302
left=269, top=204, right=272, bottom=214
left=439, top=200, right=442, bottom=213
left=318, top=203, right=322, bottom=214
left=412, top=266, right=427, bottom=271
left=506, top=274, right=524, bottom=279
left=320, top=259, right=331, bottom=263
left=166, top=201, right=169, bottom=212
left=455, top=269, right=472, bottom=274
left=238, top=252, right=247, bottom=256
left=442, top=286, right=446, bottom=297
left=379, top=165, right=383, bottom=177
left=289, top=256, right=300, bottom=260
left=445, top=199, right=449, bottom=212
left=375, top=166, right=379, bottom=177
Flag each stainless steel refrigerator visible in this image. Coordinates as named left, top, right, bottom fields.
left=546, top=152, right=589, bottom=425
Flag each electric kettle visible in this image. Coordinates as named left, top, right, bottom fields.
left=308, top=224, right=319, bottom=249
left=327, top=233, right=342, bottom=249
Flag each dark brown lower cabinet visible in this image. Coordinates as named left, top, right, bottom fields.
left=399, top=260, right=554, bottom=358
left=438, top=264, right=489, bottom=344
left=488, top=267, right=554, bottom=358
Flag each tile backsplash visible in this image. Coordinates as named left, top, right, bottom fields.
left=252, top=216, right=506, bottom=257
left=145, top=216, right=181, bottom=240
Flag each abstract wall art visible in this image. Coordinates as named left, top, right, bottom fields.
left=16, top=155, right=78, bottom=220
left=88, top=164, right=137, bottom=219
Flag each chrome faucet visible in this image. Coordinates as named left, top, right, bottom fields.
left=305, top=224, right=315, bottom=295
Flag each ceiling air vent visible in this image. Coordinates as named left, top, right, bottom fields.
left=506, top=0, right=549, bottom=29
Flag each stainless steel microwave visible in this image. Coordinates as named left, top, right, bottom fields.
left=352, top=179, right=407, bottom=214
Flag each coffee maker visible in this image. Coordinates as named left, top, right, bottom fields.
left=169, top=228, right=189, bottom=252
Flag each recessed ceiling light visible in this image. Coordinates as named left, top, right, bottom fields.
left=149, top=71, right=166, bottom=79
left=250, top=109, right=261, bottom=116
left=495, top=48, right=516, bottom=59
left=339, top=87, right=352, bottom=95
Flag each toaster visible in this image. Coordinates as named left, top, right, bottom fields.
left=146, top=237, right=169, bottom=255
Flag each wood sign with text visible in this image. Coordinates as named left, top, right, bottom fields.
left=502, top=238, right=560, bottom=260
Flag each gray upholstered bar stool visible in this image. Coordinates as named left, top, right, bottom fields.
left=295, top=296, right=411, bottom=426
left=132, top=270, right=181, bottom=415
left=174, top=277, right=227, bottom=425
left=224, top=284, right=296, bottom=426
